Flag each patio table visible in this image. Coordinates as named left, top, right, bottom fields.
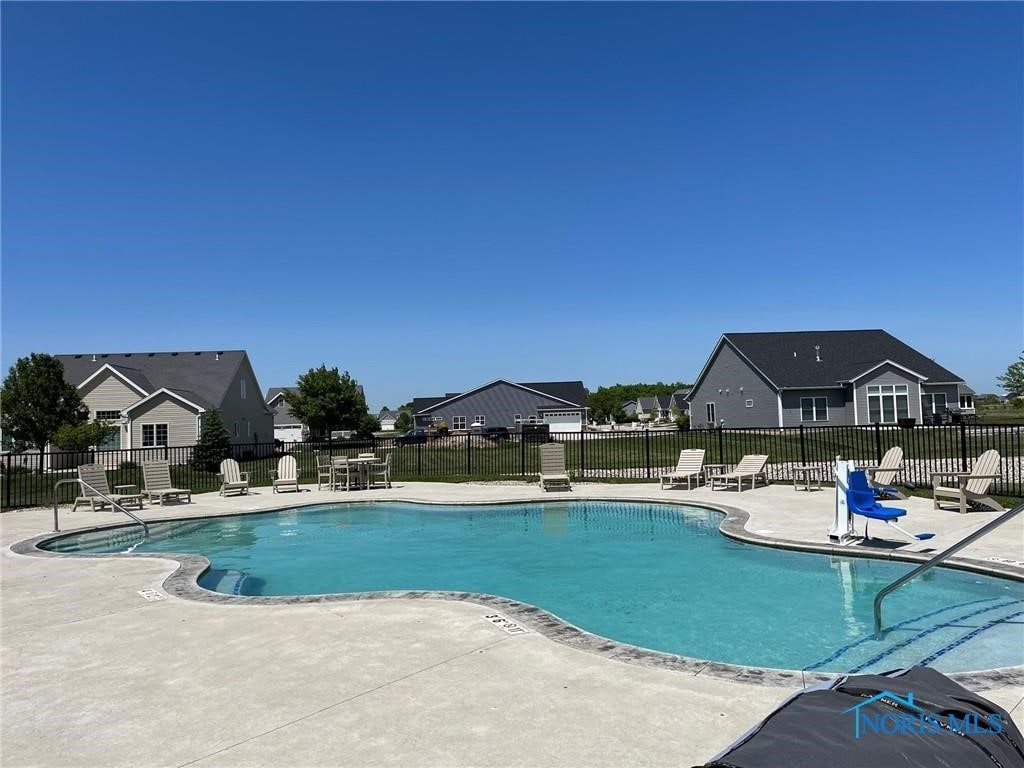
left=791, top=465, right=820, bottom=492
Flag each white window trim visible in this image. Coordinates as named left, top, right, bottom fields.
left=800, top=396, right=828, bottom=422
left=141, top=423, right=169, bottom=447
left=867, top=384, right=910, bottom=424
left=474, top=415, right=486, bottom=426
left=745, top=399, right=754, bottom=408
left=705, top=402, right=716, bottom=425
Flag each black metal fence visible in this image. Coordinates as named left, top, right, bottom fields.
left=2, top=423, right=1021, bottom=509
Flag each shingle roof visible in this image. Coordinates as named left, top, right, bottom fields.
left=414, top=380, right=589, bottom=413
left=56, top=351, right=248, bottom=411
left=265, top=386, right=296, bottom=403
left=377, top=409, right=400, bottom=420
left=722, top=330, right=965, bottom=389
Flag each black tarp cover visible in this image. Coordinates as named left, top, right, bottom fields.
left=699, top=667, right=1023, bottom=768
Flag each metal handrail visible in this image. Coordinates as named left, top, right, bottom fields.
left=52, top=478, right=149, bottom=535
left=873, top=501, right=1024, bottom=639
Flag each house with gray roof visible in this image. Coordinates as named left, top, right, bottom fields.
left=377, top=408, right=401, bottom=432
left=412, top=379, right=589, bottom=433
left=265, top=384, right=367, bottom=442
left=56, top=350, right=273, bottom=449
left=685, top=330, right=974, bottom=429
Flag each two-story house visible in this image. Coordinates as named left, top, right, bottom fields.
left=56, top=350, right=273, bottom=449
left=686, top=330, right=974, bottom=428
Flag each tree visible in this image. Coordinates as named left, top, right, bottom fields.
left=0, top=353, right=88, bottom=467
left=394, top=411, right=413, bottom=432
left=53, top=420, right=117, bottom=452
left=283, top=366, right=372, bottom=436
left=193, top=408, right=232, bottom=472
left=996, top=353, right=1024, bottom=398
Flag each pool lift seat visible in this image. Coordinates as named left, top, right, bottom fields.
left=847, top=470, right=934, bottom=543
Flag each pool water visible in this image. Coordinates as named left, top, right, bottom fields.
left=45, top=501, right=1024, bottom=673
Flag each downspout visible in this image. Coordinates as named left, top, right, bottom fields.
left=852, top=384, right=859, bottom=426
left=777, top=392, right=784, bottom=428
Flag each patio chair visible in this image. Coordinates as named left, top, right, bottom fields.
left=218, top=458, right=249, bottom=496
left=538, top=443, right=571, bottom=492
left=270, top=455, right=300, bottom=493
left=865, top=446, right=905, bottom=499
left=369, top=453, right=392, bottom=489
left=332, top=457, right=360, bottom=491
left=847, top=470, right=933, bottom=542
left=72, top=463, right=144, bottom=512
left=931, top=449, right=1003, bottom=514
left=710, top=455, right=769, bottom=492
left=140, top=460, right=192, bottom=505
left=315, top=453, right=334, bottom=491
left=660, top=449, right=706, bottom=490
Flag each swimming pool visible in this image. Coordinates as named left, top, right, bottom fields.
left=44, top=501, right=1024, bottom=674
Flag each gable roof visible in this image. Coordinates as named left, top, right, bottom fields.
left=266, top=384, right=365, bottom=404
left=413, top=379, right=588, bottom=414
left=57, top=350, right=249, bottom=411
left=377, top=408, right=400, bottom=420
left=694, top=330, right=965, bottom=392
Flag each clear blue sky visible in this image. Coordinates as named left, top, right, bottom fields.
left=3, top=2, right=1021, bottom=410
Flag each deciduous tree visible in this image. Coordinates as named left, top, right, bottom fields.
left=996, top=353, right=1024, bottom=398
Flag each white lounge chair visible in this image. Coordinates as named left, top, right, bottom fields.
left=710, top=455, right=769, bottom=492
left=865, top=446, right=905, bottom=498
left=218, top=458, right=249, bottom=496
left=661, top=449, right=706, bottom=490
left=538, top=443, right=571, bottom=492
left=140, top=460, right=192, bottom=505
left=72, top=463, right=144, bottom=511
left=931, top=449, right=1003, bottom=514
left=270, top=455, right=300, bottom=493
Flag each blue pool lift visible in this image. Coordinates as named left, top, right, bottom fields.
left=847, top=470, right=934, bottom=542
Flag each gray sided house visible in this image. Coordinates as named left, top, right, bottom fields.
left=56, top=350, right=273, bottom=449
left=686, top=330, right=975, bottom=429
left=412, top=380, right=589, bottom=433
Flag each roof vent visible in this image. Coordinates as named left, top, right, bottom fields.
left=815, top=345, right=822, bottom=362
left=792, top=352, right=797, bottom=358
left=91, top=354, right=97, bottom=362
left=215, top=352, right=221, bottom=361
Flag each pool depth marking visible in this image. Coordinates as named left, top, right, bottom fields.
left=484, top=613, right=528, bottom=635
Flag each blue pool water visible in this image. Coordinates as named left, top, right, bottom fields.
left=44, top=501, right=1024, bottom=673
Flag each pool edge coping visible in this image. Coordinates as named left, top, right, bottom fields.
left=9, top=495, right=1024, bottom=690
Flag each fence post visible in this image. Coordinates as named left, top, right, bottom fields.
left=580, top=431, right=586, bottom=478
left=3, top=455, right=9, bottom=509
left=466, top=433, right=472, bottom=475
left=717, top=426, right=724, bottom=465
left=960, top=421, right=968, bottom=472
left=416, top=440, right=422, bottom=476
left=520, top=432, right=526, bottom=477
left=644, top=427, right=652, bottom=479
left=874, top=422, right=882, bottom=465
left=799, top=424, right=807, bottom=466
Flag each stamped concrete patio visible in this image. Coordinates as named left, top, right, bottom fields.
left=2, top=481, right=1022, bottom=767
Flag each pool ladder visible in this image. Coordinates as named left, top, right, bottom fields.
left=873, top=501, right=1024, bottom=639
left=52, top=478, right=150, bottom=535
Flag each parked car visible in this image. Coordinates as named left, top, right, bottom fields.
left=395, top=428, right=432, bottom=446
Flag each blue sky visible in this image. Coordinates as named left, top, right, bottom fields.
left=3, top=2, right=1021, bottom=410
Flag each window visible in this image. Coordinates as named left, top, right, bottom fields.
left=745, top=399, right=754, bottom=408
left=96, top=410, right=121, bottom=421
left=452, top=416, right=467, bottom=430
left=513, top=414, right=522, bottom=424
left=800, top=396, right=828, bottom=422
left=141, top=424, right=168, bottom=447
left=867, top=384, right=909, bottom=423
left=240, top=378, right=247, bottom=399
left=705, top=402, right=716, bottom=425
left=921, top=393, right=948, bottom=416
left=474, top=415, right=486, bottom=426
left=960, top=394, right=974, bottom=410
left=234, top=421, right=239, bottom=438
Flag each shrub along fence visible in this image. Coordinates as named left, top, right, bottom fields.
left=1, top=423, right=1021, bottom=509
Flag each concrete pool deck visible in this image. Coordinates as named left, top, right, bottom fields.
left=2, top=481, right=1022, bottom=767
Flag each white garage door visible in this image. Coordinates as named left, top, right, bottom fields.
left=275, top=426, right=303, bottom=444
left=543, top=411, right=583, bottom=433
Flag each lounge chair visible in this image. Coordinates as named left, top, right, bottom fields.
left=140, top=460, right=192, bottom=505
left=864, top=446, right=905, bottom=499
left=931, top=449, right=1003, bottom=514
left=538, top=443, right=571, bottom=492
left=72, top=463, right=144, bottom=511
left=218, top=458, right=249, bottom=496
left=847, top=470, right=933, bottom=542
left=315, top=453, right=335, bottom=491
left=369, top=453, right=392, bottom=489
left=661, top=449, right=706, bottom=490
left=270, top=455, right=300, bottom=493
left=710, top=455, right=769, bottom=492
